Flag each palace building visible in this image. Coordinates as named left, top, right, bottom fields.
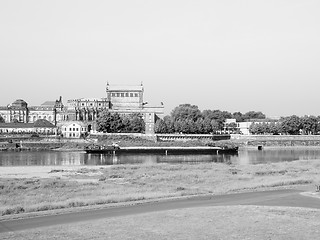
left=0, top=83, right=164, bottom=136
left=62, top=83, right=164, bottom=135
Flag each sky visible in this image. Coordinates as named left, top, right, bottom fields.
left=0, top=0, right=319, bottom=117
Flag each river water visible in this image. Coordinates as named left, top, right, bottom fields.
left=1, top=148, right=320, bottom=166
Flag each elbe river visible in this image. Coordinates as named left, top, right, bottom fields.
left=1, top=148, right=320, bottom=166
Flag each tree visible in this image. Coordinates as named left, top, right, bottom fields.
left=171, top=104, right=202, bottom=122
left=163, top=116, right=175, bottom=133
left=96, top=110, right=112, bottom=133
left=195, top=118, right=207, bottom=134
left=301, top=115, right=319, bottom=135
left=129, top=113, right=145, bottom=133
left=155, top=119, right=167, bottom=133
left=211, top=120, right=221, bottom=134
left=280, top=115, right=302, bottom=135
left=243, top=111, right=266, bottom=121
left=202, top=118, right=213, bottom=133
left=96, top=110, right=124, bottom=133
left=232, top=112, right=244, bottom=122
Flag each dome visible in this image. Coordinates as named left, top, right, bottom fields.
left=11, top=99, right=28, bottom=108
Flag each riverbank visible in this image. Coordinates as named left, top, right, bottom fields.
left=3, top=134, right=320, bottom=152
left=1, top=159, right=320, bottom=217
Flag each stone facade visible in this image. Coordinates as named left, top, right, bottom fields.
left=0, top=97, right=64, bottom=125
left=0, top=83, right=164, bottom=137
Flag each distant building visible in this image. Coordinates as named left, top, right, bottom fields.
left=0, top=83, right=164, bottom=137
left=63, top=83, right=164, bottom=135
left=0, top=97, right=64, bottom=125
left=0, top=119, right=56, bottom=134
left=60, top=122, right=87, bottom=138
left=224, top=118, right=280, bottom=135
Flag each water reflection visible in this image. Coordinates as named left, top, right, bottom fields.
left=1, top=148, right=320, bottom=166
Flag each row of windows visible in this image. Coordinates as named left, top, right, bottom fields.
left=80, top=102, right=106, bottom=107
left=111, top=93, right=139, bottom=98
left=62, top=127, right=86, bottom=132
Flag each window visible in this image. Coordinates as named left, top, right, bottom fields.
left=111, top=93, right=115, bottom=97
left=135, top=93, right=138, bottom=97
left=125, top=93, right=129, bottom=97
left=120, top=93, right=124, bottom=97
left=130, top=93, right=133, bottom=97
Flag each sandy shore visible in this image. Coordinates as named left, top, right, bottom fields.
left=0, top=165, right=111, bottom=179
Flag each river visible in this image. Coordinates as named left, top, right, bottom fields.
left=1, top=147, right=320, bottom=166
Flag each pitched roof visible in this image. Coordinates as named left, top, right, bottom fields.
left=41, top=101, right=56, bottom=106
left=0, top=119, right=56, bottom=129
left=0, top=123, right=34, bottom=128
left=33, top=119, right=56, bottom=128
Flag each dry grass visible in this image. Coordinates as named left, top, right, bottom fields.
left=2, top=205, right=320, bottom=240
left=1, top=160, right=320, bottom=216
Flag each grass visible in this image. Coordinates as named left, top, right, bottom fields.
left=1, top=160, right=320, bottom=216
left=2, top=205, right=320, bottom=240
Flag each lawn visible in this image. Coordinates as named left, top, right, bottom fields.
left=1, top=159, right=320, bottom=217
left=2, top=205, right=320, bottom=240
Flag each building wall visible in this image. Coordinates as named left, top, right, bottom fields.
left=60, top=122, right=87, bottom=138
left=106, top=84, right=143, bottom=110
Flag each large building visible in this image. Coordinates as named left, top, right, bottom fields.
left=63, top=83, right=164, bottom=135
left=0, top=83, right=164, bottom=136
left=0, top=97, right=64, bottom=125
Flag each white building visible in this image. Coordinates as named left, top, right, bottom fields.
left=59, top=122, right=87, bottom=138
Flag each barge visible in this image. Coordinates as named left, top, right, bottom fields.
left=84, top=145, right=238, bottom=155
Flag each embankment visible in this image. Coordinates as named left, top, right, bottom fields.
left=231, top=135, right=320, bottom=147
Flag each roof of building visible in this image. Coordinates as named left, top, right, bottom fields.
left=11, top=99, right=28, bottom=108
left=33, top=119, right=56, bottom=128
left=0, top=119, right=56, bottom=128
left=41, top=101, right=56, bottom=106
left=0, top=123, right=34, bottom=128
left=106, top=84, right=143, bottom=92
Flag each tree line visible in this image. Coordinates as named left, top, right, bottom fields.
left=154, top=104, right=320, bottom=135
left=96, top=110, right=145, bottom=133
left=250, top=115, right=320, bottom=135
left=155, top=104, right=266, bottom=134
left=77, top=104, right=320, bottom=135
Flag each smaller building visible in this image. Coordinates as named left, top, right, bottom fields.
left=0, top=119, right=56, bottom=134
left=59, top=122, right=87, bottom=138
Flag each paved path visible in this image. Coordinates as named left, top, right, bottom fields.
left=1, top=187, right=320, bottom=233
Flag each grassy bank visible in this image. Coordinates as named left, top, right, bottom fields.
left=1, top=160, right=320, bottom=217
left=3, top=206, right=320, bottom=240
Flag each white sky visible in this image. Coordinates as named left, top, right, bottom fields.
left=0, top=0, right=319, bottom=117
